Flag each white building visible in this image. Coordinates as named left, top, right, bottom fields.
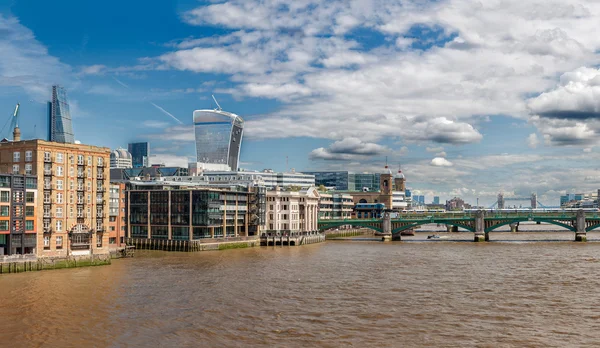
left=266, top=186, right=320, bottom=232
left=110, top=148, right=132, bottom=169
left=190, top=167, right=315, bottom=189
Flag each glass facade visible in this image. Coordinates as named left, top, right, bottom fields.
left=48, top=85, right=75, bottom=143
left=127, top=186, right=264, bottom=240
left=193, top=110, right=244, bottom=171
left=306, top=171, right=380, bottom=191
left=128, top=142, right=150, bottom=168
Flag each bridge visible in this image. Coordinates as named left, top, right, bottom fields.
left=317, top=210, right=598, bottom=242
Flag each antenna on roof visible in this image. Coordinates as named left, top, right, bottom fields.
left=212, top=95, right=222, bottom=111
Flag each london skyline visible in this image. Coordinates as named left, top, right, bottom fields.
left=1, top=1, right=600, bottom=205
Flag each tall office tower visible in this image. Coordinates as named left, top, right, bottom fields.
left=193, top=109, right=243, bottom=171
left=47, top=85, right=75, bottom=143
left=128, top=142, right=150, bottom=168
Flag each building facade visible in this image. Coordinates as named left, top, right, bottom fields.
left=305, top=171, right=381, bottom=191
left=265, top=186, right=320, bottom=233
left=193, top=109, right=244, bottom=171
left=108, top=183, right=126, bottom=249
left=128, top=142, right=149, bottom=168
left=47, top=85, right=75, bottom=144
left=0, top=174, right=38, bottom=255
left=0, top=139, right=110, bottom=257
left=110, top=148, right=133, bottom=169
left=318, top=192, right=353, bottom=219
left=127, top=183, right=265, bottom=240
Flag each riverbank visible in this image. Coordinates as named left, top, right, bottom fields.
left=0, top=254, right=111, bottom=274
left=126, top=237, right=261, bottom=252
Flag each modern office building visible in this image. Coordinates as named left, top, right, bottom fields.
left=128, top=142, right=149, bottom=168
left=47, top=85, right=75, bottom=143
left=110, top=148, right=133, bottom=169
left=0, top=174, right=38, bottom=255
left=306, top=171, right=381, bottom=191
left=0, top=137, right=110, bottom=257
left=265, top=186, right=320, bottom=232
left=126, top=182, right=265, bottom=240
left=318, top=192, right=354, bottom=219
left=186, top=166, right=315, bottom=189
left=193, top=109, right=243, bottom=171
left=433, top=196, right=440, bottom=205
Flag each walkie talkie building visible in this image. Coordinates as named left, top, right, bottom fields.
left=193, top=109, right=244, bottom=171
left=47, top=85, right=75, bottom=143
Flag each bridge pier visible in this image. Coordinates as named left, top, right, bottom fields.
left=446, top=224, right=459, bottom=232
left=575, top=209, right=587, bottom=242
left=381, top=211, right=392, bottom=242
left=510, top=222, right=519, bottom=233
left=474, top=210, right=486, bottom=242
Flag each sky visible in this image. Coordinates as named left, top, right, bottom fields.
left=2, top=0, right=600, bottom=207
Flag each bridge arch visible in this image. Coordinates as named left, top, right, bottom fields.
left=484, top=219, right=575, bottom=233
left=585, top=223, right=600, bottom=232
left=318, top=221, right=383, bottom=233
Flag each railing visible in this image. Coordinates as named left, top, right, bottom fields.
left=44, top=169, right=52, bottom=175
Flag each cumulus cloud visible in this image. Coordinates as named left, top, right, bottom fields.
left=430, top=157, right=453, bottom=167
left=310, top=138, right=389, bottom=161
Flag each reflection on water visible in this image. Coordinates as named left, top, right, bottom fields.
left=2, top=234, right=600, bottom=347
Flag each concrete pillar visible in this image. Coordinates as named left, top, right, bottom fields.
left=575, top=209, right=587, bottom=242
left=446, top=224, right=453, bottom=232
left=474, top=210, right=486, bottom=242
left=510, top=222, right=519, bottom=233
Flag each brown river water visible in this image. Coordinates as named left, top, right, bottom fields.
left=2, top=229, right=600, bottom=347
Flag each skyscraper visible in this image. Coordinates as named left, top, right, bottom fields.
left=193, top=109, right=243, bottom=171
left=47, top=85, right=75, bottom=143
left=128, top=142, right=149, bottom=168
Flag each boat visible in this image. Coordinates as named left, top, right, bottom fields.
left=427, top=234, right=440, bottom=239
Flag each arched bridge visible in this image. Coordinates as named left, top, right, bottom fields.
left=318, top=210, right=598, bottom=242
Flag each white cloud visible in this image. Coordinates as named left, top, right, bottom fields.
left=435, top=151, right=447, bottom=157
left=310, top=138, right=389, bottom=161
left=148, top=154, right=193, bottom=167
left=0, top=15, right=73, bottom=101
left=431, top=157, right=453, bottom=167
left=527, top=133, right=539, bottom=149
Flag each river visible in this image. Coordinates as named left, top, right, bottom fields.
left=2, top=232, right=600, bottom=347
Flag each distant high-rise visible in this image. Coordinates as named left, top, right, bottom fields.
left=433, top=196, right=440, bottom=205
left=193, top=109, right=243, bottom=171
left=47, top=85, right=75, bottom=143
left=128, top=142, right=149, bottom=168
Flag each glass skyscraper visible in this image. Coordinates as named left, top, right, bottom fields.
left=128, top=142, right=150, bottom=168
left=47, top=85, right=75, bottom=143
left=193, top=109, right=243, bottom=171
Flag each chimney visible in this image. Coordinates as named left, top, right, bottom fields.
left=13, top=127, right=21, bottom=142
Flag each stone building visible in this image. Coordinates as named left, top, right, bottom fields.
left=0, top=174, right=38, bottom=255
left=318, top=192, right=354, bottom=219
left=0, top=137, right=110, bottom=257
left=108, top=182, right=127, bottom=249
left=265, top=186, right=320, bottom=232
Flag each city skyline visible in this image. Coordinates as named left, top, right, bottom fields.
left=2, top=1, right=600, bottom=205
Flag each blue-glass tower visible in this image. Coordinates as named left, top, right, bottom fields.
left=128, top=142, right=150, bottom=168
left=48, top=85, right=75, bottom=143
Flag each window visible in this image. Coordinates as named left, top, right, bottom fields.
left=26, top=206, right=34, bottom=217
left=98, top=157, right=104, bottom=166
left=25, top=220, right=34, bottom=231
left=96, top=233, right=103, bottom=247
left=43, top=192, right=50, bottom=204
left=69, top=206, right=73, bottom=218
left=56, top=153, right=64, bottom=163
left=25, top=151, right=32, bottom=162
left=44, top=152, right=51, bottom=161
left=25, top=164, right=32, bottom=175
left=56, top=236, right=63, bottom=249
left=56, top=192, right=63, bottom=204
left=13, top=152, right=20, bottom=162
left=56, top=207, right=63, bottom=218
left=87, top=182, right=91, bottom=191
left=0, top=206, right=8, bottom=216
left=12, top=164, right=19, bottom=174
left=70, top=181, right=74, bottom=190
left=87, top=156, right=92, bottom=166
left=44, top=236, right=50, bottom=249
left=0, top=191, right=9, bottom=202
left=109, top=237, right=116, bottom=244
left=56, top=180, right=63, bottom=190
left=69, top=194, right=74, bottom=204
left=69, top=166, right=74, bottom=177
left=56, top=166, right=63, bottom=176
left=78, top=155, right=84, bottom=165
left=56, top=220, right=62, bottom=232
left=26, top=192, right=34, bottom=203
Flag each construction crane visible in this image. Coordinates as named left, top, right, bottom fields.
left=212, top=95, right=222, bottom=111
left=10, top=103, right=19, bottom=132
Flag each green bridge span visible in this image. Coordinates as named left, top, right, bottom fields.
left=318, top=210, right=599, bottom=242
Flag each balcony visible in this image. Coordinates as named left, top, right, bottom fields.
left=77, top=187, right=84, bottom=192
left=96, top=226, right=105, bottom=232
left=97, top=162, right=105, bottom=168
left=44, top=156, right=52, bottom=163
left=44, top=169, right=52, bottom=176
left=97, top=187, right=105, bottom=192
left=77, top=172, right=86, bottom=178
left=43, top=184, right=52, bottom=190
left=96, top=199, right=105, bottom=205
left=97, top=173, right=104, bottom=179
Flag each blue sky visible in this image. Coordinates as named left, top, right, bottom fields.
left=2, top=0, right=600, bottom=206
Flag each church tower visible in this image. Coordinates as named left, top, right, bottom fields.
left=394, top=166, right=406, bottom=191
left=379, top=165, right=393, bottom=209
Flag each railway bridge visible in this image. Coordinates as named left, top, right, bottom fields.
left=317, top=210, right=598, bottom=242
